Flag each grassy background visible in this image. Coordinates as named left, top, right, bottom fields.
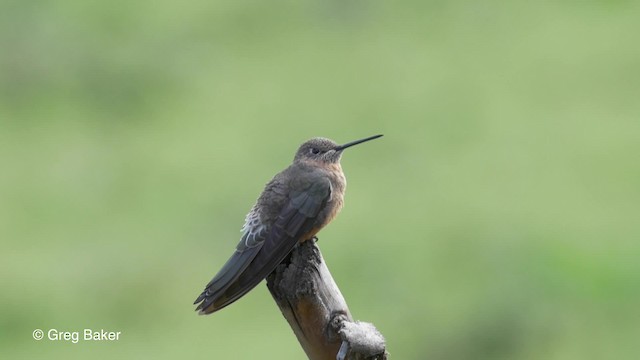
left=1, top=1, right=639, bottom=359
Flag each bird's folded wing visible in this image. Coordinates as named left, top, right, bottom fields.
left=194, top=178, right=331, bottom=314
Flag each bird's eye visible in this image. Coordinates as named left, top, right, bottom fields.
left=310, top=148, right=321, bottom=155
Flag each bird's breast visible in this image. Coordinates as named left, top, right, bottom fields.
left=319, top=166, right=346, bottom=227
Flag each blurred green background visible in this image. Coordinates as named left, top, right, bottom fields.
left=1, top=1, right=639, bottom=359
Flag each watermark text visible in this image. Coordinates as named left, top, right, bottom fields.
left=32, top=328, right=121, bottom=344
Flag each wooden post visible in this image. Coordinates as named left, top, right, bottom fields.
left=266, top=239, right=388, bottom=360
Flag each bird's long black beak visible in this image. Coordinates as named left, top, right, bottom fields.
left=334, top=134, right=383, bottom=151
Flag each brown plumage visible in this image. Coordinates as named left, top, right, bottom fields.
left=194, top=135, right=382, bottom=315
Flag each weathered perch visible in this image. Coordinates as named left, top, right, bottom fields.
left=266, top=239, right=388, bottom=360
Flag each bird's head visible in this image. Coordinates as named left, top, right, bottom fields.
left=294, top=135, right=383, bottom=165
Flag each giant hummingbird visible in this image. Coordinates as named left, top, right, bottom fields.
left=194, top=134, right=383, bottom=314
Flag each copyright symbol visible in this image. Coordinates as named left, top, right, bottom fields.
left=33, top=329, right=44, bottom=340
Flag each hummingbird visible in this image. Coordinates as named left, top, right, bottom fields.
left=194, top=134, right=383, bottom=315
